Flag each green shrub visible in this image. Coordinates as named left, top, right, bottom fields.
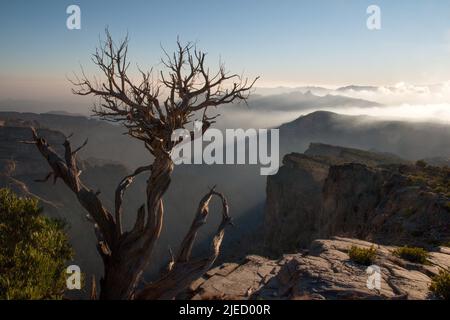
left=430, top=269, right=450, bottom=300
left=348, top=246, right=377, bottom=266
left=393, top=246, right=429, bottom=264
left=0, top=188, right=73, bottom=299
left=405, top=163, right=450, bottom=195
left=408, top=176, right=427, bottom=185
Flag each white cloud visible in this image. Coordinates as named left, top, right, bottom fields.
left=334, top=81, right=450, bottom=105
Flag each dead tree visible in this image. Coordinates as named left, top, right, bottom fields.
left=28, top=31, right=258, bottom=299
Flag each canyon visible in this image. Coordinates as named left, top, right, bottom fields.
left=1, top=110, right=450, bottom=299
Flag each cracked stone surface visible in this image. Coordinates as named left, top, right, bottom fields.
left=189, top=237, right=450, bottom=300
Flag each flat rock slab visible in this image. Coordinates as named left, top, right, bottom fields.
left=189, top=237, right=450, bottom=300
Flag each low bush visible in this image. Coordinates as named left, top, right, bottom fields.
left=348, top=246, right=377, bottom=266
left=393, top=246, right=429, bottom=264
left=430, top=269, right=450, bottom=300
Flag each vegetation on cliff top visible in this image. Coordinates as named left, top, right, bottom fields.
left=348, top=246, right=377, bottom=266
left=393, top=246, right=429, bottom=264
left=405, top=161, right=450, bottom=198
left=0, top=188, right=73, bottom=299
left=430, top=268, right=450, bottom=300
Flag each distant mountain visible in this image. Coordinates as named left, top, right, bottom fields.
left=279, top=111, right=450, bottom=160
left=336, top=85, right=379, bottom=92
left=296, top=86, right=334, bottom=95
left=44, top=110, right=86, bottom=117
left=254, top=86, right=332, bottom=96
left=0, top=111, right=146, bottom=168
left=244, top=91, right=381, bottom=112
left=0, top=99, right=89, bottom=115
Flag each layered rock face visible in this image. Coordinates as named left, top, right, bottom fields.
left=278, top=111, right=450, bottom=161
left=263, top=144, right=450, bottom=256
left=319, top=164, right=450, bottom=247
left=264, top=153, right=329, bottom=255
left=264, top=143, right=419, bottom=256
left=189, top=237, right=450, bottom=300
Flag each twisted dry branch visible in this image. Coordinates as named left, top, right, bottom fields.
left=136, top=188, right=231, bottom=299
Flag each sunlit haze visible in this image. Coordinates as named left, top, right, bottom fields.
left=2, top=0, right=450, bottom=122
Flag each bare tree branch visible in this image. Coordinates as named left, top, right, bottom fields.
left=135, top=188, right=231, bottom=299
left=70, top=30, right=258, bottom=156
left=72, top=138, right=89, bottom=156
left=29, top=127, right=117, bottom=252
left=114, top=164, right=152, bottom=234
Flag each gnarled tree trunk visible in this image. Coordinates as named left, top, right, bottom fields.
left=99, top=155, right=173, bottom=300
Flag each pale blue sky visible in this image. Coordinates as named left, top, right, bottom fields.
left=1, top=0, right=450, bottom=104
